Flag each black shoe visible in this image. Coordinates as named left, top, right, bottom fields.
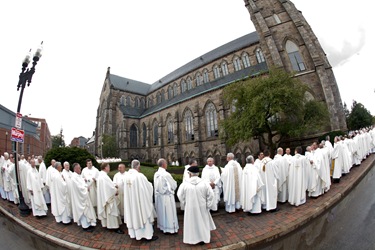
left=114, top=229, right=124, bottom=234
left=198, top=241, right=205, bottom=245
left=145, top=236, right=158, bottom=241
left=83, top=227, right=94, bottom=232
left=270, top=207, right=280, bottom=213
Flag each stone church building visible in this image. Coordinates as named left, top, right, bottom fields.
left=95, top=0, right=346, bottom=166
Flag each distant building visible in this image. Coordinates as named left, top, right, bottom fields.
left=0, top=104, right=47, bottom=156
left=26, top=117, right=52, bottom=155
left=70, top=136, right=88, bottom=148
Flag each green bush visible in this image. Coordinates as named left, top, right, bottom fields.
left=44, top=147, right=99, bottom=170
left=318, top=130, right=346, bottom=144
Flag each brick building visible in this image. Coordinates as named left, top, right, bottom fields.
left=26, top=117, right=52, bottom=155
left=95, top=0, right=346, bottom=166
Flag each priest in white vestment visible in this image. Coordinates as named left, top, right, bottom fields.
left=254, top=152, right=264, bottom=172
left=154, top=158, right=179, bottom=234
left=81, top=159, right=99, bottom=211
left=19, top=156, right=32, bottom=208
left=0, top=153, right=6, bottom=199
left=26, top=159, right=48, bottom=217
left=221, top=153, right=242, bottom=213
left=50, top=162, right=72, bottom=224
left=241, top=155, right=264, bottom=214
left=44, top=159, right=55, bottom=205
left=97, top=163, right=123, bottom=234
left=112, top=163, right=127, bottom=218
left=124, top=160, right=157, bottom=241
left=177, top=165, right=216, bottom=245
left=259, top=150, right=279, bottom=211
left=308, top=143, right=327, bottom=198
left=71, top=163, right=97, bottom=232
left=331, top=137, right=344, bottom=182
left=201, top=157, right=222, bottom=211
left=3, top=154, right=19, bottom=203
left=183, top=159, right=198, bottom=183
left=37, top=156, right=50, bottom=205
left=288, top=147, right=309, bottom=206
left=62, top=161, right=73, bottom=218
left=274, top=148, right=289, bottom=203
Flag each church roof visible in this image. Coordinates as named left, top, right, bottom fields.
left=108, top=74, right=151, bottom=95
left=148, top=31, right=259, bottom=93
left=108, top=31, right=259, bottom=96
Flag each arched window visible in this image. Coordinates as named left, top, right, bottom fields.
left=286, top=40, right=306, bottom=72
left=196, top=72, right=203, bottom=86
left=167, top=118, right=174, bottom=144
left=134, top=97, right=140, bottom=108
left=130, top=124, right=138, bottom=148
left=213, top=65, right=221, bottom=79
left=242, top=52, right=251, bottom=68
left=233, top=56, right=242, bottom=71
left=148, top=97, right=153, bottom=108
left=120, top=95, right=126, bottom=105
left=153, top=121, right=158, bottom=145
left=161, top=89, right=165, bottom=102
left=205, top=103, right=218, bottom=137
left=142, top=123, right=147, bottom=146
left=185, top=110, right=194, bottom=141
left=168, top=86, right=173, bottom=99
left=221, top=61, right=229, bottom=76
left=141, top=98, right=145, bottom=109
left=203, top=69, right=209, bottom=83
left=255, top=48, right=266, bottom=63
left=187, top=77, right=193, bottom=91
left=173, top=83, right=178, bottom=96
left=181, top=79, right=187, bottom=93
left=273, top=14, right=281, bottom=24
left=156, top=92, right=161, bottom=104
left=126, top=96, right=131, bottom=107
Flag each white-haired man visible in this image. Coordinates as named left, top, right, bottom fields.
left=202, top=157, right=221, bottom=211
left=221, top=153, right=242, bottom=213
left=154, top=158, right=179, bottom=234
left=123, top=159, right=157, bottom=241
left=27, top=159, right=48, bottom=217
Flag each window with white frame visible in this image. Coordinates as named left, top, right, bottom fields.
left=221, top=61, right=229, bottom=76
left=203, top=69, right=209, bottom=83
left=242, top=52, right=251, bottom=68
left=205, top=103, right=218, bottom=137
left=233, top=56, right=242, bottom=71
left=213, top=65, right=221, bottom=79
left=185, top=110, right=194, bottom=141
left=256, top=48, right=266, bottom=63
left=286, top=40, right=306, bottom=72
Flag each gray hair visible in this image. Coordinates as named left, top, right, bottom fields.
left=227, top=153, right=234, bottom=159
left=157, top=158, right=166, bottom=167
left=246, top=155, right=254, bottom=164
left=54, top=161, right=62, bottom=169
left=37, top=155, right=43, bottom=160
left=131, top=159, right=140, bottom=169
left=189, top=172, right=199, bottom=177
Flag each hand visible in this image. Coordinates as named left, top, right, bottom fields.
left=210, top=182, right=215, bottom=189
left=30, top=190, right=33, bottom=196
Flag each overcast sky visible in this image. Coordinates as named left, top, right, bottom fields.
left=0, top=0, right=373, bottom=144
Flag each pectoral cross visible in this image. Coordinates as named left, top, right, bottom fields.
left=126, top=180, right=132, bottom=188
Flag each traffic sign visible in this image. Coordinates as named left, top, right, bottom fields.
left=15, top=112, right=22, bottom=129
left=10, top=127, right=24, bottom=143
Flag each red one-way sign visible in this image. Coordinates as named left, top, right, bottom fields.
left=10, top=127, right=24, bottom=143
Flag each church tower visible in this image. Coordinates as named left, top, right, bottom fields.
left=244, top=0, right=347, bottom=131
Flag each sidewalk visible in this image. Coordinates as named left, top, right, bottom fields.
left=1, top=154, right=374, bottom=250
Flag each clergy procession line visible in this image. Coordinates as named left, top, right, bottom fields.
left=0, top=127, right=374, bottom=247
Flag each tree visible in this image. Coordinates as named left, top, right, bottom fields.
left=44, top=146, right=98, bottom=169
left=220, top=67, right=330, bottom=153
left=347, top=100, right=373, bottom=130
left=102, top=134, right=118, bottom=158
left=51, top=135, right=65, bottom=148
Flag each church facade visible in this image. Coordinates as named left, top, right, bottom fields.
left=95, top=0, right=346, bottom=166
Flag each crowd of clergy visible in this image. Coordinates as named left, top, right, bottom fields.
left=0, top=127, right=374, bottom=246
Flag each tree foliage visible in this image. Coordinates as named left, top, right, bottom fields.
left=51, top=135, right=65, bottom=149
left=220, top=67, right=330, bottom=152
left=44, top=146, right=98, bottom=169
left=347, top=100, right=373, bottom=130
left=102, top=134, right=118, bottom=158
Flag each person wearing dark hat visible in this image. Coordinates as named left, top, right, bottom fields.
left=177, top=164, right=216, bottom=245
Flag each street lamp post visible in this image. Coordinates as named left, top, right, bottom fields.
left=5, top=131, right=8, bottom=152
left=14, top=42, right=43, bottom=217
